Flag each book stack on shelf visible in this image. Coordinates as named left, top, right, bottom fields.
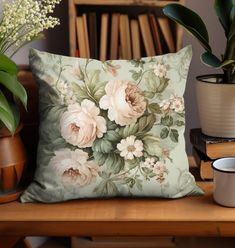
left=75, top=12, right=175, bottom=60
left=69, top=0, right=185, bottom=60
left=190, top=129, right=235, bottom=181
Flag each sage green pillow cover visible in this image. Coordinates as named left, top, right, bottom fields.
left=21, top=46, right=203, bottom=203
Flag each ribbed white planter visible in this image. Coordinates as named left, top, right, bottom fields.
left=196, top=75, right=235, bottom=138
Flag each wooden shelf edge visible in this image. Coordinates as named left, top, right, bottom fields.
left=73, top=0, right=184, bottom=7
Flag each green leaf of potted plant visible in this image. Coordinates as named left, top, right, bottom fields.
left=163, top=0, right=235, bottom=137
left=0, top=0, right=61, bottom=203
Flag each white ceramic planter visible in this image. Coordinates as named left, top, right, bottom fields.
left=212, top=157, right=235, bottom=207
left=196, top=75, right=235, bottom=138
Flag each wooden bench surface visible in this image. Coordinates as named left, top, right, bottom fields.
left=1, top=182, right=235, bottom=237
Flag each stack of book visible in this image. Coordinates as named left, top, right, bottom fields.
left=75, top=12, right=175, bottom=60
left=190, top=128, right=235, bottom=180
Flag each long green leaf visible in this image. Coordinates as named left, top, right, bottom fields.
left=201, top=52, right=222, bottom=68
left=214, top=0, right=234, bottom=36
left=228, top=15, right=235, bottom=42
left=0, top=71, right=27, bottom=109
left=163, top=4, right=211, bottom=52
left=0, top=53, right=18, bottom=75
left=224, top=19, right=235, bottom=60
left=0, top=90, right=16, bottom=133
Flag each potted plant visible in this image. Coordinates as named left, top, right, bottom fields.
left=163, top=0, right=235, bottom=138
left=0, top=0, right=61, bottom=203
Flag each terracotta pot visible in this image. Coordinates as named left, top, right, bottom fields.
left=196, top=74, right=235, bottom=138
left=0, top=125, right=27, bottom=203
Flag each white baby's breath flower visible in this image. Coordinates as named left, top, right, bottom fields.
left=159, top=99, right=171, bottom=111
left=143, top=157, right=155, bottom=168
left=0, top=0, right=61, bottom=56
left=117, top=135, right=143, bottom=160
left=58, top=82, right=78, bottom=105
left=170, top=95, right=184, bottom=113
left=151, top=63, right=167, bottom=78
left=159, top=95, right=184, bottom=113
left=154, top=161, right=166, bottom=175
left=58, top=81, right=69, bottom=95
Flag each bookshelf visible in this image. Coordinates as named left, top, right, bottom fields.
left=69, top=0, right=185, bottom=59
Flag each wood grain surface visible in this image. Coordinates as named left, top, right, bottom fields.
left=1, top=182, right=235, bottom=237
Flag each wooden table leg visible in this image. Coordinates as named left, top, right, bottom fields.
left=0, top=236, right=23, bottom=248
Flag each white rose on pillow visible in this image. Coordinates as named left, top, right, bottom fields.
left=99, top=80, right=146, bottom=126
left=60, top=99, right=106, bottom=148
left=49, top=149, right=99, bottom=186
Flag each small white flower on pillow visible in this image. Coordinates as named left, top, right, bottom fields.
left=117, top=135, right=143, bottom=160
left=99, top=80, right=146, bottom=126
left=159, top=95, right=184, bottom=113
left=49, top=148, right=99, bottom=186
left=170, top=95, right=184, bottom=113
left=151, top=63, right=167, bottom=78
left=60, top=99, right=106, bottom=148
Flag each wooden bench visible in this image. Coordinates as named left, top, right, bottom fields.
left=2, top=182, right=235, bottom=248
left=1, top=69, right=235, bottom=248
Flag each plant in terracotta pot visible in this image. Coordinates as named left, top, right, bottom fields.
left=163, top=0, right=235, bottom=138
left=0, top=0, right=61, bottom=203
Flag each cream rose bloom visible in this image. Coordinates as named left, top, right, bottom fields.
left=49, top=148, right=99, bottom=186
left=60, top=99, right=106, bottom=148
left=99, top=80, right=146, bottom=126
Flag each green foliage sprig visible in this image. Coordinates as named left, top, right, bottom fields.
left=0, top=0, right=61, bottom=134
left=163, top=0, right=235, bottom=83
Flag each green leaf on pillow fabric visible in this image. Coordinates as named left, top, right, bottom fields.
left=129, top=69, right=142, bottom=81
left=71, top=83, right=90, bottom=102
left=161, top=116, right=173, bottom=127
left=157, top=78, right=169, bottom=93
left=145, top=72, right=169, bottom=94
left=94, top=179, right=119, bottom=196
left=104, top=130, right=121, bottom=142
left=129, top=59, right=145, bottom=68
left=169, top=129, right=179, bottom=143
left=119, top=114, right=156, bottom=138
left=93, top=138, right=113, bottom=153
left=138, top=114, right=156, bottom=133
left=175, top=120, right=185, bottom=126
left=93, top=152, right=107, bottom=166
left=146, top=71, right=160, bottom=92
left=86, top=70, right=106, bottom=101
left=106, top=153, right=124, bottom=174
left=160, top=127, right=169, bottom=139
left=147, top=103, right=162, bottom=114
left=143, top=91, right=155, bottom=99
left=143, top=135, right=162, bottom=157
left=120, top=122, right=139, bottom=138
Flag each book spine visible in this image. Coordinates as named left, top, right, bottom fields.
left=157, top=17, right=175, bottom=53
left=99, top=13, right=109, bottom=61
left=130, top=19, right=141, bottom=59
left=190, top=129, right=208, bottom=157
left=192, top=148, right=213, bottom=180
left=138, top=14, right=156, bottom=57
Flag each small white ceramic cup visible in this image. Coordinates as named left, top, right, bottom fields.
left=212, top=157, right=235, bottom=207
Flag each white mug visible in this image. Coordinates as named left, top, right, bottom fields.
left=212, top=157, right=235, bottom=207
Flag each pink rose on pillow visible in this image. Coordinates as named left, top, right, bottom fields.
left=99, top=80, right=146, bottom=126
left=50, top=149, right=99, bottom=186
left=60, top=99, right=106, bottom=148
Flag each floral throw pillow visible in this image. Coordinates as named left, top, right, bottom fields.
left=21, top=46, right=203, bottom=203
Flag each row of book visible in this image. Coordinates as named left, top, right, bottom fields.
left=75, top=12, right=176, bottom=60
left=190, top=129, right=235, bottom=180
